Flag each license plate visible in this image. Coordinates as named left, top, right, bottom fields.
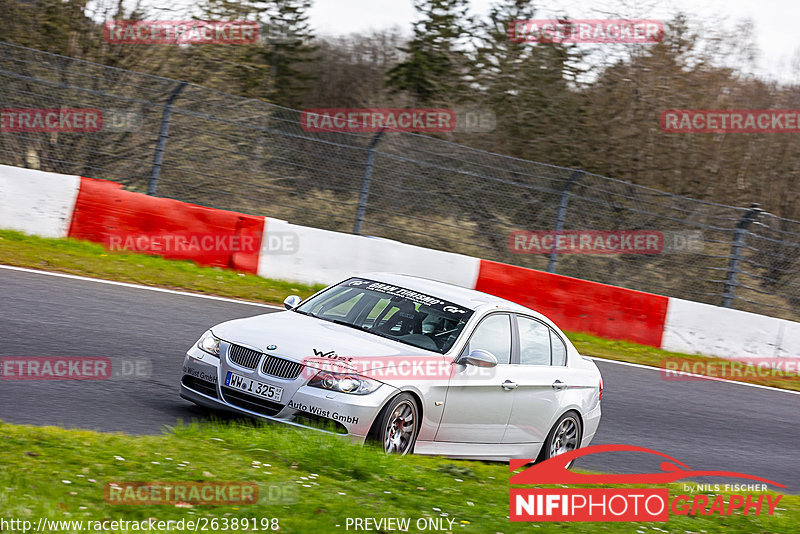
left=225, top=371, right=283, bottom=402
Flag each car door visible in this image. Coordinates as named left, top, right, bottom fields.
left=502, top=315, right=569, bottom=444
left=434, top=313, right=517, bottom=443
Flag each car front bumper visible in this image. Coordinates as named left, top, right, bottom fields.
left=180, top=343, right=397, bottom=440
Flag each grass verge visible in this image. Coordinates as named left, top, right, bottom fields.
left=1, top=229, right=797, bottom=392
left=0, top=420, right=797, bottom=533
left=1, top=230, right=798, bottom=531
left=0, top=230, right=325, bottom=303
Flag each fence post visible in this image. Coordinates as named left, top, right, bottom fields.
left=722, top=203, right=762, bottom=307
left=353, top=129, right=385, bottom=235
left=547, top=170, right=583, bottom=273
left=148, top=81, right=188, bottom=195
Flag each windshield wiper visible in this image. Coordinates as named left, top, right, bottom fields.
left=327, top=318, right=398, bottom=340
left=328, top=318, right=369, bottom=331
left=313, top=316, right=426, bottom=347
left=367, top=329, right=399, bottom=342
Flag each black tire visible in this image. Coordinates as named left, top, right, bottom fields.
left=538, top=411, right=583, bottom=466
left=372, top=393, right=419, bottom=455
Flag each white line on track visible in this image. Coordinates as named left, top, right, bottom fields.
left=0, top=264, right=283, bottom=309
left=2, top=264, right=799, bottom=397
left=591, top=356, right=800, bottom=396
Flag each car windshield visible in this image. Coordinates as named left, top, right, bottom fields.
left=294, top=277, right=474, bottom=354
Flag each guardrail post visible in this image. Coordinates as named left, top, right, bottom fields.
left=353, top=129, right=385, bottom=235
left=722, top=203, right=762, bottom=307
left=148, top=81, right=188, bottom=195
left=547, top=170, right=583, bottom=273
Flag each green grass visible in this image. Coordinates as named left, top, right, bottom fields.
left=0, top=420, right=797, bottom=533
left=1, top=228, right=797, bottom=392
left=0, top=229, right=325, bottom=303
left=1, top=229, right=798, bottom=531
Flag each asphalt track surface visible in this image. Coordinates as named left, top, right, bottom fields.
left=1, top=266, right=798, bottom=492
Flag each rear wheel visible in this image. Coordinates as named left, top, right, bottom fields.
left=539, top=411, right=582, bottom=466
left=373, top=393, right=419, bottom=455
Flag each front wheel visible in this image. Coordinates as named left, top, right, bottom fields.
left=539, top=411, right=583, bottom=466
left=374, top=393, right=419, bottom=455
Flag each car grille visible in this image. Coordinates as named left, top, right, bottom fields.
left=261, top=355, right=303, bottom=379
left=181, top=375, right=218, bottom=399
left=228, top=344, right=262, bottom=369
left=221, top=387, right=283, bottom=416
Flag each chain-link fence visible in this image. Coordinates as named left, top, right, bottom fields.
left=2, top=41, right=799, bottom=321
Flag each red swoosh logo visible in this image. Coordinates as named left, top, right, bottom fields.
left=510, top=444, right=785, bottom=488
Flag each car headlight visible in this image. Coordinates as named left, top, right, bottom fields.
left=308, top=371, right=381, bottom=395
left=196, top=331, right=221, bottom=357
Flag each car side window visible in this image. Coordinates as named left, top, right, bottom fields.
left=463, top=314, right=512, bottom=364
left=517, top=316, right=552, bottom=365
left=551, top=330, right=567, bottom=366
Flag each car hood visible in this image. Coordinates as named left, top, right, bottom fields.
left=211, top=311, right=440, bottom=363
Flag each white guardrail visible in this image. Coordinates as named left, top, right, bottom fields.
left=2, top=163, right=799, bottom=362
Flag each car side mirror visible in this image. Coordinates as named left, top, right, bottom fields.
left=463, top=349, right=498, bottom=368
left=284, top=295, right=302, bottom=310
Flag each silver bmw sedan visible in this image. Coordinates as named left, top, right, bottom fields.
left=180, top=273, right=602, bottom=461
